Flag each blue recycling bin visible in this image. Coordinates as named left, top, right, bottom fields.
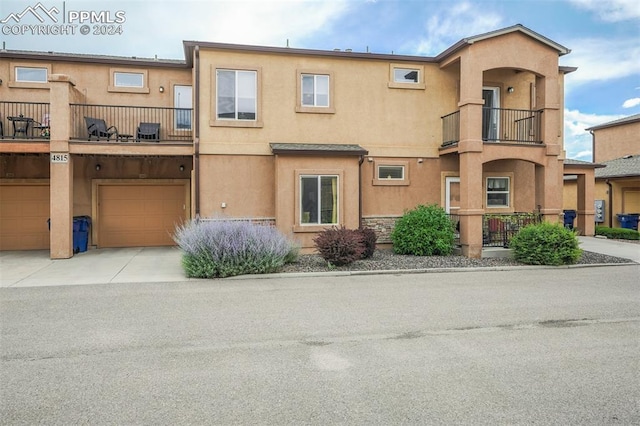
left=73, top=216, right=91, bottom=253
left=616, top=214, right=639, bottom=231
left=563, top=210, right=577, bottom=230
left=47, top=216, right=91, bottom=253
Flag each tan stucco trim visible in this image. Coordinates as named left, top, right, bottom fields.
left=293, top=169, right=344, bottom=233
left=107, top=67, right=150, bottom=94
left=8, top=62, right=52, bottom=89
left=388, top=63, right=426, bottom=89
left=483, top=172, right=515, bottom=212
left=372, top=159, right=410, bottom=186
left=209, top=64, right=264, bottom=128
left=295, top=69, right=336, bottom=114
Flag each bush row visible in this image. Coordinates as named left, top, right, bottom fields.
left=391, top=204, right=455, bottom=256
left=595, top=226, right=640, bottom=240
left=510, top=222, right=582, bottom=265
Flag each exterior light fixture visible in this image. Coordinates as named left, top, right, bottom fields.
left=179, top=165, right=185, bottom=171
left=159, top=86, right=165, bottom=93
left=507, top=86, right=514, bottom=93
left=95, top=164, right=101, bottom=171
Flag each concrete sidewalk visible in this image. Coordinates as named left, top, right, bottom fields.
left=1, top=237, right=637, bottom=288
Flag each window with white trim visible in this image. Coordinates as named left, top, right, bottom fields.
left=393, top=68, right=419, bottom=83
left=217, top=69, right=257, bottom=120
left=486, top=177, right=510, bottom=207
left=15, top=67, right=47, bottom=83
left=301, top=74, right=329, bottom=107
left=114, top=72, right=144, bottom=88
left=378, top=165, right=404, bottom=180
left=300, top=175, right=338, bottom=225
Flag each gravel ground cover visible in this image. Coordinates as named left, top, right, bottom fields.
left=280, top=248, right=635, bottom=274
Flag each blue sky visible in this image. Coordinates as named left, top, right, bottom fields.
left=2, top=0, right=639, bottom=160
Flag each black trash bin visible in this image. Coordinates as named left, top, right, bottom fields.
left=563, top=210, right=577, bottom=230
left=616, top=214, right=639, bottom=231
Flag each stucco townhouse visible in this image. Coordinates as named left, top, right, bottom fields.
left=0, top=24, right=599, bottom=259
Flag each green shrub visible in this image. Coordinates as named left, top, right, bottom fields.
left=314, top=227, right=365, bottom=266
left=174, top=220, right=297, bottom=278
left=391, top=204, right=455, bottom=256
left=510, top=222, right=582, bottom=265
left=595, top=226, right=640, bottom=240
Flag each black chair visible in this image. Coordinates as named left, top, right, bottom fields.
left=85, top=117, right=118, bottom=141
left=136, top=122, right=160, bottom=142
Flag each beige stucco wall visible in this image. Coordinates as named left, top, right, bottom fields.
left=593, top=121, right=640, bottom=163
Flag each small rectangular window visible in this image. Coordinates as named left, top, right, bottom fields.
left=378, top=165, right=404, bottom=180
left=114, top=72, right=144, bottom=88
left=301, top=74, right=329, bottom=107
left=301, top=175, right=338, bottom=225
left=487, top=177, right=510, bottom=207
left=217, top=69, right=257, bottom=120
left=16, top=67, right=47, bottom=83
left=393, top=68, right=419, bottom=83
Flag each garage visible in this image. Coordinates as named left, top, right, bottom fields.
left=0, top=184, right=50, bottom=250
left=97, top=184, right=188, bottom=248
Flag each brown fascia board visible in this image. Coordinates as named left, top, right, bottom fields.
left=560, top=66, right=578, bottom=74
left=182, top=40, right=436, bottom=64
left=564, top=162, right=605, bottom=169
left=436, top=24, right=571, bottom=62
left=0, top=49, right=188, bottom=68
left=586, top=114, right=640, bottom=131
left=270, top=143, right=368, bottom=156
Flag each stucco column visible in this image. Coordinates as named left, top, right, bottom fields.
left=535, top=159, right=562, bottom=225
left=457, top=57, right=485, bottom=258
left=576, top=173, right=595, bottom=235
left=48, top=75, right=75, bottom=259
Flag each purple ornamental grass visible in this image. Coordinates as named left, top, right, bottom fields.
left=174, top=220, right=296, bottom=278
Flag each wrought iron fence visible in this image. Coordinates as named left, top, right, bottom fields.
left=0, top=101, right=51, bottom=140
left=441, top=108, right=543, bottom=146
left=482, top=213, right=542, bottom=247
left=70, top=104, right=193, bottom=142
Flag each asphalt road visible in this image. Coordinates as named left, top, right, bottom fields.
left=2, top=265, right=639, bottom=425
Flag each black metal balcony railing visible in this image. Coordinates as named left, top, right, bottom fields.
left=0, top=101, right=51, bottom=140
left=482, top=213, right=542, bottom=247
left=70, top=104, right=193, bottom=142
left=441, top=108, right=544, bottom=147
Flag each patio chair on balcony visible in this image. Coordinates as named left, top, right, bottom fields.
left=85, top=117, right=118, bottom=141
left=136, top=122, right=160, bottom=142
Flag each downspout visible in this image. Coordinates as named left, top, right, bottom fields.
left=194, top=45, right=201, bottom=218
left=590, top=130, right=596, bottom=164
left=606, top=179, right=613, bottom=227
left=358, top=155, right=364, bottom=228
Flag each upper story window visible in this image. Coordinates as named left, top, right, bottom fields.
left=486, top=177, right=510, bottom=207
left=216, top=69, right=257, bottom=121
left=372, top=160, right=410, bottom=186
left=388, top=64, right=425, bottom=90
left=15, top=67, right=47, bottom=83
left=114, top=72, right=144, bottom=88
left=108, top=68, right=149, bottom=93
left=296, top=70, right=335, bottom=114
left=301, top=74, right=329, bottom=107
left=393, top=68, right=419, bottom=83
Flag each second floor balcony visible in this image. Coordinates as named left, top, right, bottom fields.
left=442, top=108, right=544, bottom=147
left=70, top=104, right=193, bottom=143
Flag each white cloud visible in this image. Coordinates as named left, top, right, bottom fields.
left=152, top=0, right=351, bottom=49
left=561, top=37, right=640, bottom=86
left=568, top=0, right=640, bottom=22
left=563, top=109, right=626, bottom=160
left=622, top=97, right=640, bottom=108
left=411, top=2, right=503, bottom=55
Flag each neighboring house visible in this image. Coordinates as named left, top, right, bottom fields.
left=0, top=24, right=595, bottom=259
left=590, top=115, right=640, bottom=227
